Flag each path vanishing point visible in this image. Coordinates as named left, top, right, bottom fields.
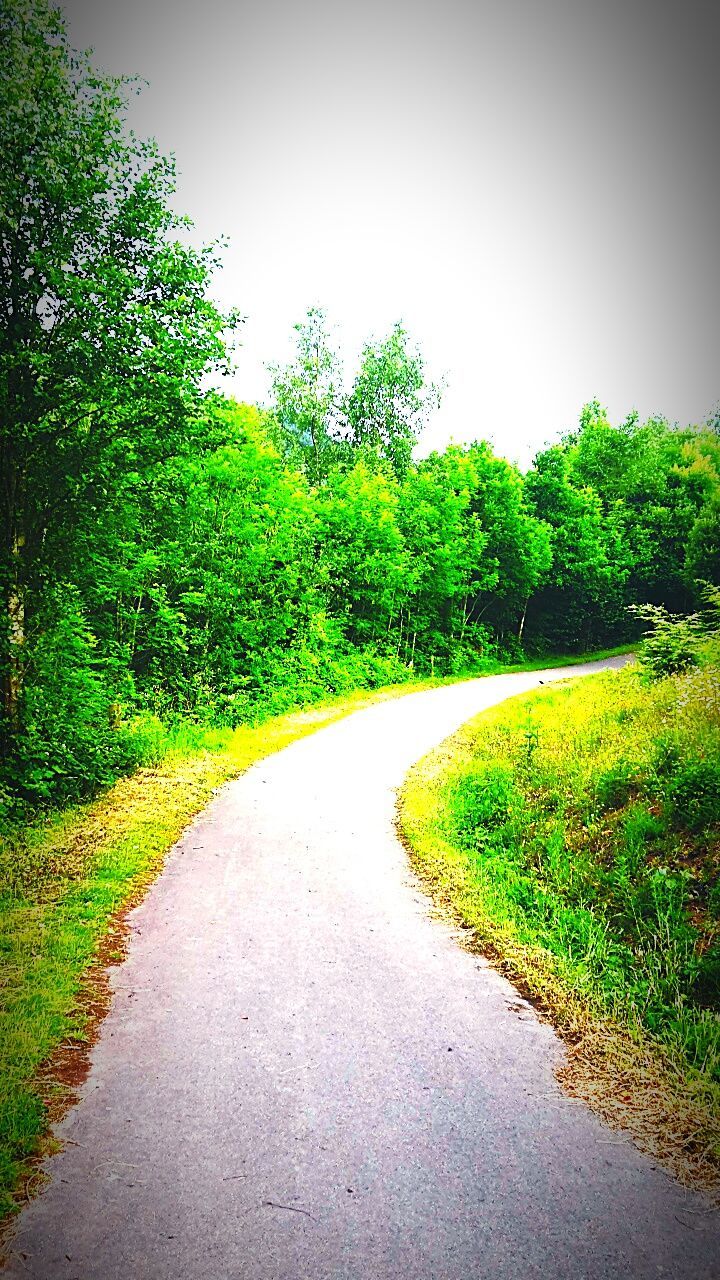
left=5, top=658, right=720, bottom=1279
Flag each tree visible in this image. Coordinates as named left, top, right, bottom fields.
left=160, top=404, right=321, bottom=717
left=0, top=0, right=235, bottom=741
left=268, top=312, right=440, bottom=484
left=267, top=307, right=345, bottom=484
left=523, top=441, right=625, bottom=648
left=317, top=460, right=408, bottom=646
left=521, top=405, right=720, bottom=649
left=344, top=323, right=440, bottom=479
left=563, top=407, right=720, bottom=615
left=445, top=442, right=552, bottom=644
left=398, top=453, right=490, bottom=668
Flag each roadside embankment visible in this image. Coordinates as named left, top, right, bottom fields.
left=399, top=655, right=720, bottom=1198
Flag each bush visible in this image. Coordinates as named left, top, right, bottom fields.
left=0, top=599, right=158, bottom=812
left=629, top=602, right=704, bottom=679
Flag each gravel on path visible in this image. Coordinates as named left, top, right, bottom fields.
left=5, top=658, right=720, bottom=1280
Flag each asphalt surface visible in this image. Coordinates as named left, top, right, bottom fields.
left=5, top=658, right=720, bottom=1279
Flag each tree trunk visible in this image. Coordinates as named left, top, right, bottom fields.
left=518, top=596, right=529, bottom=643
left=2, top=530, right=26, bottom=740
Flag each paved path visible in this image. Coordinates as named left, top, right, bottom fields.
left=5, top=659, right=720, bottom=1279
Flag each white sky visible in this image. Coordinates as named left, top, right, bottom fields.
left=62, top=0, right=719, bottom=468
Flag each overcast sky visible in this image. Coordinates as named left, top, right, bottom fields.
left=61, top=0, right=719, bottom=467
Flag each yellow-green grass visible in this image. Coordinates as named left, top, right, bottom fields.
left=399, top=658, right=720, bottom=1198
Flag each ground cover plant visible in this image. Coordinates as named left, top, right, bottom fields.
left=400, top=643, right=720, bottom=1194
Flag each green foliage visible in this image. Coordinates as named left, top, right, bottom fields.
left=630, top=603, right=706, bottom=678
left=344, top=323, right=440, bottom=479
left=449, top=765, right=521, bottom=849
left=656, top=754, right=720, bottom=833
left=268, top=310, right=440, bottom=483
left=523, top=437, right=626, bottom=648
left=594, top=759, right=641, bottom=812
left=523, top=403, right=720, bottom=648
left=267, top=307, right=345, bottom=483
left=0, top=0, right=236, bottom=783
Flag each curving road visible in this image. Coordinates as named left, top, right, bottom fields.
left=5, top=658, right=720, bottom=1279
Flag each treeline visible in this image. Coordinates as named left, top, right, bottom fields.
left=525, top=405, right=720, bottom=649
left=3, top=376, right=719, bottom=814
left=1, top=1, right=719, bottom=817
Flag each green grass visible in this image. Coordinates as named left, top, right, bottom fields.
left=400, top=649, right=720, bottom=1190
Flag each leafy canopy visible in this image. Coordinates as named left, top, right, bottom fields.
left=268, top=308, right=440, bottom=482
left=1, top=0, right=237, bottom=575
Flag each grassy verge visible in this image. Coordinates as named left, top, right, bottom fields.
left=399, top=654, right=720, bottom=1199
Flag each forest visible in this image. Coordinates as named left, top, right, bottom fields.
left=2, top=0, right=719, bottom=823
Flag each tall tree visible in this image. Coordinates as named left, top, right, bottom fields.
left=268, top=312, right=440, bottom=483
left=317, top=460, right=408, bottom=646
left=344, top=323, right=440, bottom=479
left=523, top=441, right=625, bottom=648
left=267, top=307, right=344, bottom=484
left=0, top=0, right=235, bottom=739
